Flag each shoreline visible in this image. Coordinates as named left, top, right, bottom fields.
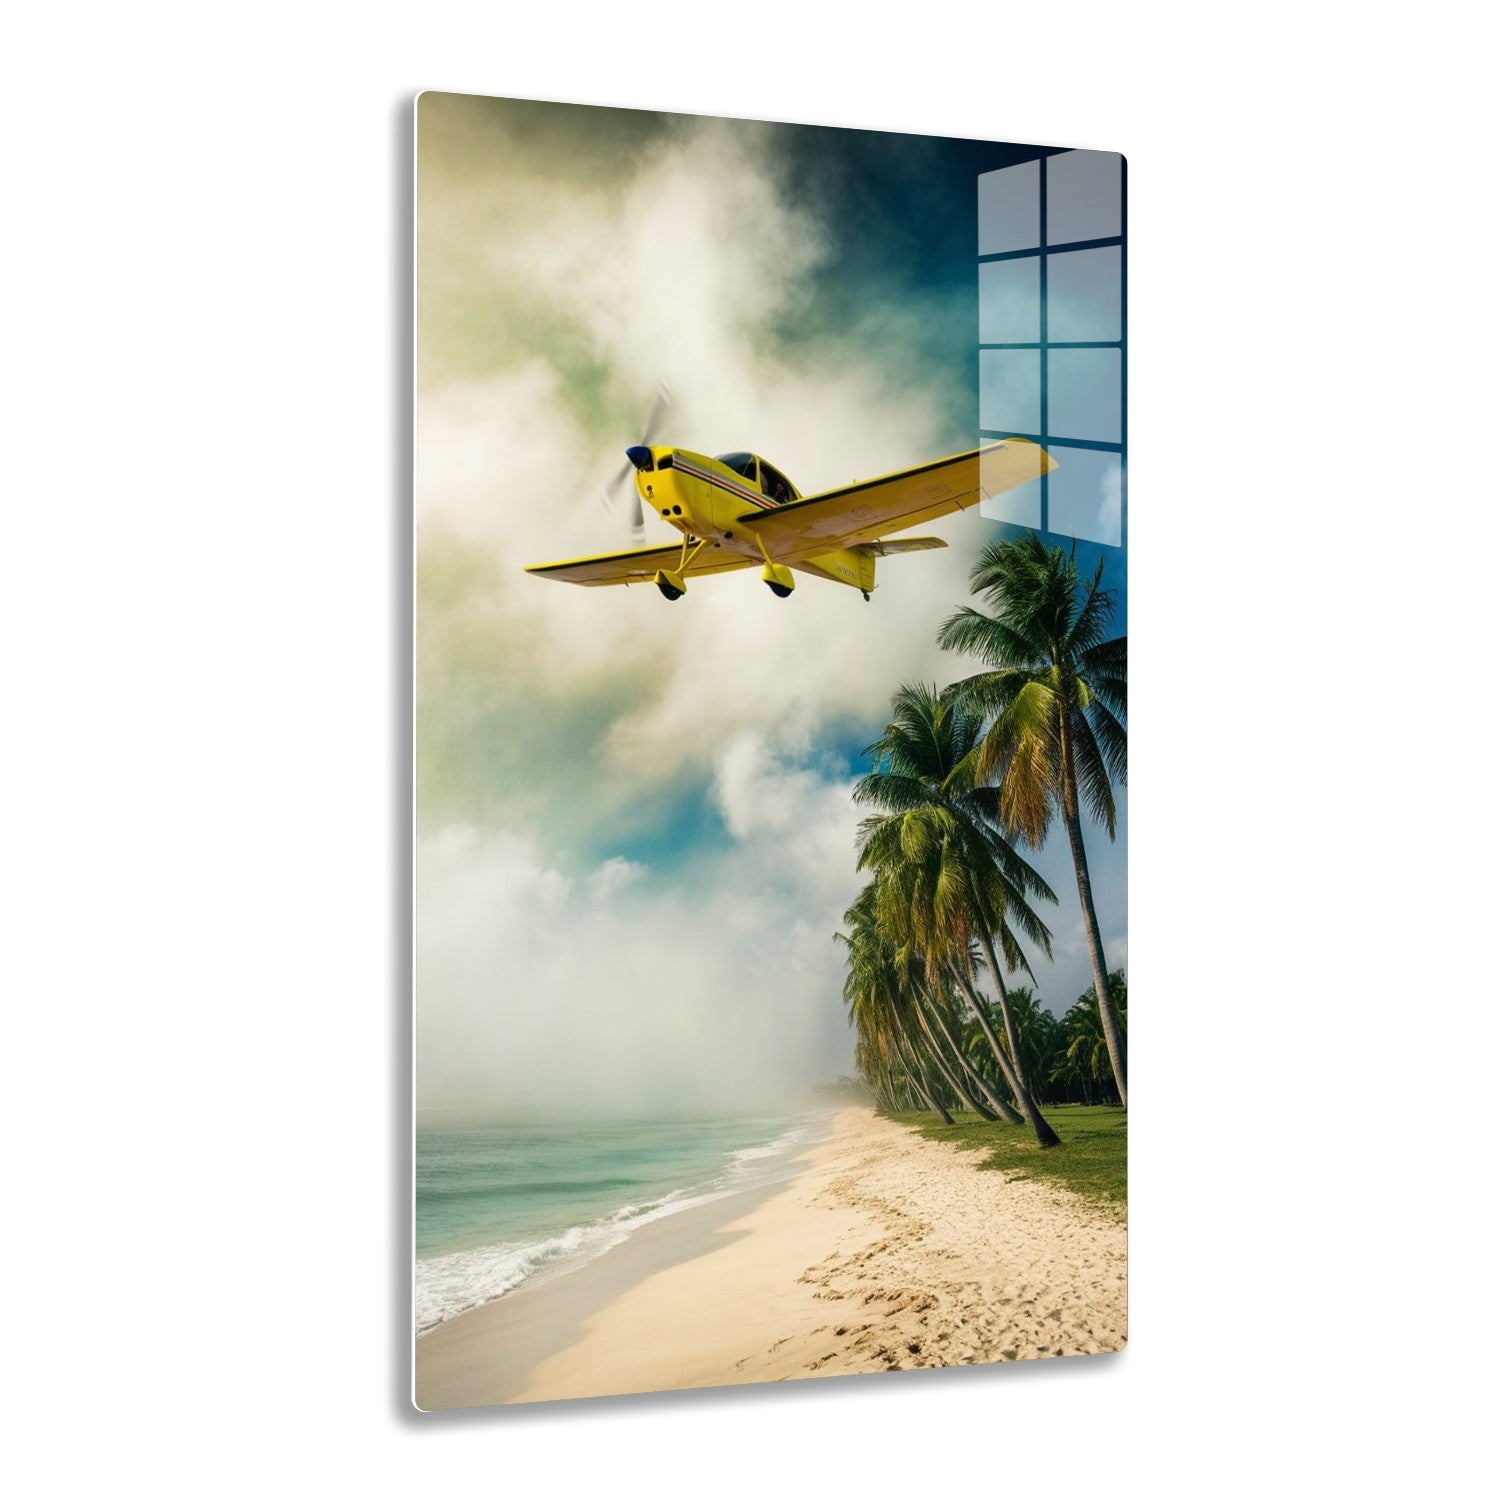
left=414, top=1107, right=1125, bottom=1409
left=415, top=1114, right=828, bottom=1336
left=413, top=1175, right=805, bottom=1410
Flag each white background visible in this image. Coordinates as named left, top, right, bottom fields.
left=3, top=4, right=1494, bottom=1495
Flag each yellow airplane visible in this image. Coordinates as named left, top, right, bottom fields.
left=524, top=438, right=1056, bottom=601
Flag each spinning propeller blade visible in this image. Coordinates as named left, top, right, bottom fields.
left=600, top=384, right=670, bottom=544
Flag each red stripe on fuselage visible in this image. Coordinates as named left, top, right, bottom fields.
left=669, top=456, right=778, bottom=510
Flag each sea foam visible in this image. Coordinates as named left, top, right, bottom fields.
left=415, top=1119, right=817, bottom=1333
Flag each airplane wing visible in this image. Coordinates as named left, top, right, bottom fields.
left=524, top=541, right=754, bottom=587
left=736, top=440, right=1055, bottom=563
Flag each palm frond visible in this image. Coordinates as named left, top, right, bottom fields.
left=1085, top=693, right=1127, bottom=786
left=1069, top=708, right=1119, bottom=838
left=1079, top=636, right=1127, bottom=714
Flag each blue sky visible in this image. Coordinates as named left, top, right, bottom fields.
left=415, top=95, right=1126, bottom=1110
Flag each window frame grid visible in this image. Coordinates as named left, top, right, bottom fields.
left=978, top=152, right=1127, bottom=545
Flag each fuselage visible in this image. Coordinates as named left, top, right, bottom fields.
left=630, top=446, right=874, bottom=592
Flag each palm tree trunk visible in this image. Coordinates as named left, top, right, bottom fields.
left=894, top=1025, right=953, bottom=1123
left=898, top=1006, right=971, bottom=1120
left=910, top=996, right=999, bottom=1119
left=974, top=927, right=1033, bottom=1094
left=887, top=1038, right=916, bottom=1111
left=919, top=989, right=1020, bottom=1122
left=951, top=1035, right=1019, bottom=1122
left=956, top=963, right=1061, bottom=1148
left=1058, top=709, right=1127, bottom=1108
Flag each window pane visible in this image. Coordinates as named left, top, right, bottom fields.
left=980, top=349, right=1041, bottom=436
left=1048, top=347, right=1120, bottom=442
left=1048, top=448, right=1121, bottom=546
left=1046, top=149, right=1122, bottom=245
left=978, top=160, right=1039, bottom=254
left=979, top=257, right=1040, bottom=344
left=1046, top=245, right=1121, bottom=342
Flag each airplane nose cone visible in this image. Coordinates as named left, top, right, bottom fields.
left=625, top=445, right=653, bottom=472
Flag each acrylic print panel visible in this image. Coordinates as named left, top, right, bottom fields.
left=413, top=92, right=1127, bottom=1411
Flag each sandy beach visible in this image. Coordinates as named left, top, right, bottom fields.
left=415, top=1107, right=1125, bottom=1409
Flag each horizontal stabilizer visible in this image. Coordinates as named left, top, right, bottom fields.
left=858, top=536, right=948, bottom=556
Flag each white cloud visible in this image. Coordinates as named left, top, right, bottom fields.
left=416, top=737, right=865, bottom=1112
left=588, top=856, right=643, bottom=899
left=711, top=730, right=861, bottom=901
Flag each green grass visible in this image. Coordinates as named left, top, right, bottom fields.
left=886, top=1105, right=1126, bottom=1216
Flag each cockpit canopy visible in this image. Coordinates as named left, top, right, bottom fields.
left=715, top=452, right=757, bottom=480
left=714, top=452, right=796, bottom=506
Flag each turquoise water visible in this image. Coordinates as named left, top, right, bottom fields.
left=415, top=1113, right=820, bottom=1332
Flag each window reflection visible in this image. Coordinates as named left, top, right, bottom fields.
left=976, top=150, right=1124, bottom=546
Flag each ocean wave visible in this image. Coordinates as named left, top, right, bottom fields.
left=415, top=1117, right=822, bottom=1333
left=722, top=1123, right=812, bottom=1176
left=415, top=1185, right=730, bottom=1332
left=415, top=1226, right=600, bottom=1333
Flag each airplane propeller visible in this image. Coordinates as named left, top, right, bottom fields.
left=601, top=384, right=670, bottom=544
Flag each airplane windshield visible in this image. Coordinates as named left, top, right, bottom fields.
left=715, top=452, right=758, bottom=481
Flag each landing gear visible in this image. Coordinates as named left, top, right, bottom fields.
left=761, top=561, right=795, bottom=598
left=653, top=568, right=685, bottom=601
left=862, top=590, right=871, bottom=601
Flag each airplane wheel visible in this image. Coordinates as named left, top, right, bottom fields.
left=657, top=580, right=684, bottom=601
left=767, top=582, right=793, bottom=599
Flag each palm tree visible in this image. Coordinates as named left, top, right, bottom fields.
left=1049, top=1003, right=1104, bottom=1103
left=1055, top=971, right=1127, bottom=1104
left=837, top=886, right=956, bottom=1122
left=918, top=982, right=1018, bottom=1122
left=854, top=684, right=1062, bottom=1147
left=938, top=535, right=1129, bottom=1107
left=962, top=985, right=1062, bottom=1106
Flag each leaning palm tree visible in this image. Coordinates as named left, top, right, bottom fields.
left=841, top=881, right=1014, bottom=1121
left=917, top=979, right=1017, bottom=1122
left=938, top=535, right=1128, bottom=1107
left=854, top=684, right=1062, bottom=1147
left=838, top=885, right=956, bottom=1122
left=962, top=984, right=1061, bottom=1107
